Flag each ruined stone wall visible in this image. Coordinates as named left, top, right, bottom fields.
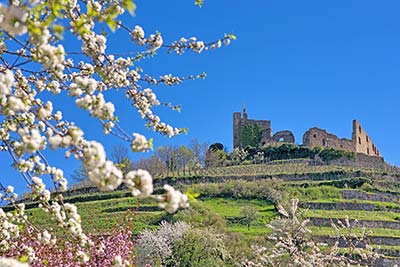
left=233, top=108, right=272, bottom=148
left=243, top=119, right=272, bottom=145
left=233, top=109, right=383, bottom=159
left=352, top=120, right=380, bottom=157
left=242, top=119, right=271, bottom=132
left=303, top=127, right=354, bottom=151
left=233, top=112, right=241, bottom=148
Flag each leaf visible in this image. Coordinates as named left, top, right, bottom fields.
left=105, top=17, right=117, bottom=32
left=53, top=24, right=65, bottom=40
left=19, top=255, right=28, bottom=263
left=87, top=1, right=100, bottom=17
left=229, top=33, right=237, bottom=40
left=186, top=189, right=200, bottom=202
left=195, top=0, right=204, bottom=7
left=122, top=0, right=136, bottom=15
left=147, top=138, right=154, bottom=150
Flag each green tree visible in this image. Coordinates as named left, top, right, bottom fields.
left=240, top=206, right=258, bottom=230
left=172, top=228, right=231, bottom=267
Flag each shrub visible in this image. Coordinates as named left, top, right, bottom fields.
left=135, top=221, right=191, bottom=267
left=172, top=202, right=227, bottom=231
left=188, top=180, right=282, bottom=204
left=172, top=228, right=231, bottom=267
left=319, top=148, right=355, bottom=163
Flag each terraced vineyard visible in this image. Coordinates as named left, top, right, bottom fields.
left=10, top=161, right=400, bottom=266
left=155, top=160, right=400, bottom=180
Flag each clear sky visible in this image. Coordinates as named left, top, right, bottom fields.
left=3, top=0, right=400, bottom=193
left=127, top=0, right=400, bottom=164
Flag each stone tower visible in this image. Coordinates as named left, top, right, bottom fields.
left=352, top=120, right=380, bottom=156
left=233, top=106, right=277, bottom=148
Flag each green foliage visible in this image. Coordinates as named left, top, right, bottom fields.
left=172, top=228, right=231, bottom=267
left=194, top=0, right=204, bottom=7
left=188, top=180, right=282, bottom=204
left=230, top=143, right=357, bottom=165
left=285, top=186, right=342, bottom=201
left=319, top=148, right=355, bottom=163
left=240, top=124, right=262, bottom=148
left=240, top=206, right=258, bottom=230
left=259, top=143, right=316, bottom=161
left=121, top=0, right=136, bottom=15
left=206, top=149, right=228, bottom=168
left=172, top=201, right=227, bottom=230
left=209, top=142, right=224, bottom=151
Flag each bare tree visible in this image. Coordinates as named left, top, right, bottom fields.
left=157, top=145, right=178, bottom=176
left=110, top=144, right=134, bottom=175
left=176, top=145, right=195, bottom=176
left=134, top=155, right=167, bottom=178
left=189, top=139, right=208, bottom=168
left=70, top=163, right=90, bottom=183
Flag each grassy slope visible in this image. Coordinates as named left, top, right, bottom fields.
left=21, top=163, right=400, bottom=255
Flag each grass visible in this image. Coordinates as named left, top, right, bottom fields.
left=304, top=209, right=400, bottom=222
left=27, top=196, right=165, bottom=234
left=310, top=226, right=400, bottom=238
left=228, top=224, right=271, bottom=236
left=18, top=162, right=399, bottom=245
left=201, top=198, right=275, bottom=218
left=26, top=196, right=278, bottom=235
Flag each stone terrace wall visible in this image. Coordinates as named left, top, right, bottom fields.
left=315, top=236, right=400, bottom=248
left=309, top=217, right=400, bottom=230
left=300, top=202, right=376, bottom=211
left=375, top=257, right=400, bottom=267
left=342, top=190, right=398, bottom=202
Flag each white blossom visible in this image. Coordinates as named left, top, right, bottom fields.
left=124, top=169, right=153, bottom=197
left=159, top=184, right=189, bottom=213
left=147, top=33, right=163, bottom=50
left=0, top=4, right=28, bottom=36
left=0, top=258, right=29, bottom=267
left=0, top=70, right=14, bottom=98
left=130, top=133, right=149, bottom=152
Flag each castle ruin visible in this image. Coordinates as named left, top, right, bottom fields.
left=233, top=106, right=295, bottom=148
left=233, top=107, right=381, bottom=158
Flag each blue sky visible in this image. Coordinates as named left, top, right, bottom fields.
left=3, top=0, right=400, bottom=193
left=127, top=0, right=400, bottom=164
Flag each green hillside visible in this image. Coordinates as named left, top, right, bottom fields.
left=9, top=161, right=400, bottom=266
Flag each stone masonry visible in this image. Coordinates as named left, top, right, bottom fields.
left=233, top=107, right=383, bottom=158
left=233, top=106, right=295, bottom=148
